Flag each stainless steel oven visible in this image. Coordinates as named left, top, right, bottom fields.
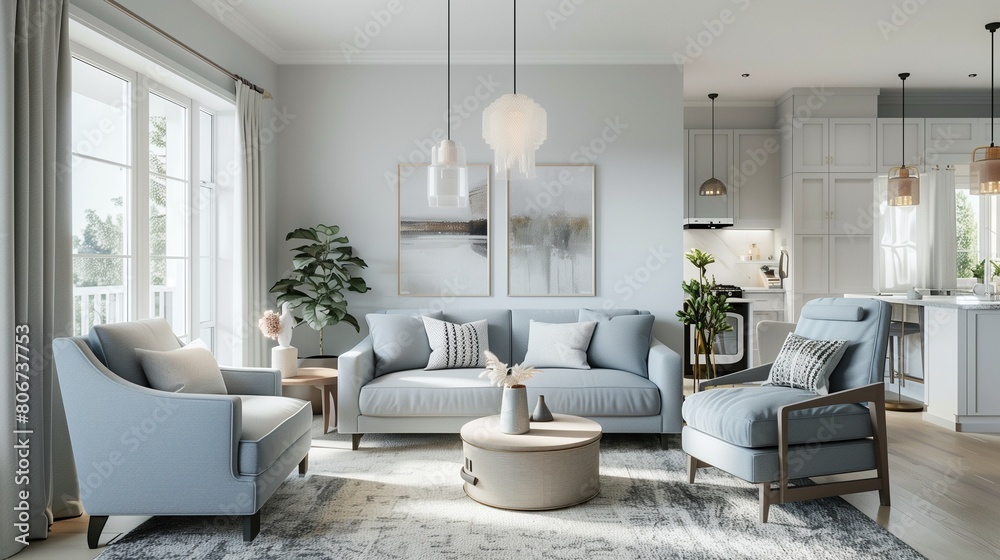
left=684, top=285, right=752, bottom=378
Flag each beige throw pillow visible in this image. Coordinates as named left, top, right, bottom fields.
left=136, top=339, right=228, bottom=394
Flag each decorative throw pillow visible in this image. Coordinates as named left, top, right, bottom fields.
left=578, top=309, right=654, bottom=377
left=764, top=333, right=849, bottom=395
left=521, top=320, right=598, bottom=369
left=366, top=311, right=443, bottom=376
left=136, top=339, right=228, bottom=394
left=422, top=317, right=490, bottom=370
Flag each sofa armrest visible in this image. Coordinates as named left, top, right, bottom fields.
left=220, top=366, right=281, bottom=396
left=337, top=336, right=376, bottom=433
left=699, top=363, right=773, bottom=390
left=647, top=338, right=683, bottom=433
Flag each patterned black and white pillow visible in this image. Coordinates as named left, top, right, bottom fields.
left=764, top=333, right=849, bottom=395
left=422, top=317, right=490, bottom=370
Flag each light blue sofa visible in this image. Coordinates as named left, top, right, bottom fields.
left=339, top=309, right=682, bottom=449
left=52, top=320, right=312, bottom=546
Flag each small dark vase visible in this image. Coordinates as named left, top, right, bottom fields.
left=530, top=395, right=553, bottom=422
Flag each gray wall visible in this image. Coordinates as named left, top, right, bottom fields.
left=684, top=105, right=776, bottom=129
left=275, top=64, right=685, bottom=354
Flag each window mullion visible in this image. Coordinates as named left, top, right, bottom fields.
left=134, top=72, right=151, bottom=321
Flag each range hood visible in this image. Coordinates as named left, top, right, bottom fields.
left=683, top=218, right=734, bottom=229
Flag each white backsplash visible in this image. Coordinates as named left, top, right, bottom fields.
left=683, top=229, right=779, bottom=288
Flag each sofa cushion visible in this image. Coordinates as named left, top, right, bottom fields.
left=238, top=395, right=312, bottom=476
left=522, top=320, right=597, bottom=369
left=386, top=309, right=512, bottom=365
left=511, top=309, right=639, bottom=363
left=366, top=311, right=442, bottom=376
left=579, top=309, right=654, bottom=377
left=136, top=339, right=227, bottom=394
left=423, top=317, right=489, bottom=369
left=88, top=319, right=181, bottom=387
left=681, top=386, right=873, bottom=448
left=359, top=368, right=660, bottom=418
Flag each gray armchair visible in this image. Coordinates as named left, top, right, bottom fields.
left=683, top=298, right=891, bottom=522
left=52, top=319, right=312, bottom=547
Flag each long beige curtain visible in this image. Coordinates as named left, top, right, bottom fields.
left=235, top=81, right=268, bottom=367
left=1, top=1, right=82, bottom=558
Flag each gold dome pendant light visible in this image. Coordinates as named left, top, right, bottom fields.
left=888, top=73, right=920, bottom=206
left=427, top=0, right=469, bottom=207
left=699, top=93, right=727, bottom=196
left=972, top=22, right=1000, bottom=195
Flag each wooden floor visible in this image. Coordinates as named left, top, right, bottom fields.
left=14, top=399, right=1000, bottom=560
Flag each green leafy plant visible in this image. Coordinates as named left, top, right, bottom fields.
left=269, top=224, right=370, bottom=355
left=676, top=248, right=733, bottom=387
left=971, top=259, right=1000, bottom=282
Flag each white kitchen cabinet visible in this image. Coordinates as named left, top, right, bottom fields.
left=830, top=235, right=874, bottom=293
left=733, top=129, right=781, bottom=229
left=877, top=118, right=925, bottom=171
left=792, top=173, right=874, bottom=235
left=686, top=129, right=734, bottom=222
left=981, top=119, right=1000, bottom=147
left=925, top=118, right=980, bottom=163
left=792, top=118, right=877, bottom=173
left=967, top=310, right=1000, bottom=416
left=794, top=235, right=830, bottom=293
left=792, top=174, right=828, bottom=234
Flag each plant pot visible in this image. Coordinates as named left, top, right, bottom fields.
left=500, top=385, right=530, bottom=435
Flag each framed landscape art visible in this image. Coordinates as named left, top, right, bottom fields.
left=507, top=165, right=595, bottom=296
left=397, top=163, right=491, bottom=297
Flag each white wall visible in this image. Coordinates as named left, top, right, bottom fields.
left=275, top=64, right=685, bottom=354
left=682, top=229, right=779, bottom=287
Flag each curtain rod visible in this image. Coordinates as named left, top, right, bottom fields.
left=103, top=0, right=272, bottom=99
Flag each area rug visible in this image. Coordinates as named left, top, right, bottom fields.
left=98, top=422, right=923, bottom=560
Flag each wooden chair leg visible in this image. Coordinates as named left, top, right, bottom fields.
left=759, top=483, right=772, bottom=523
left=87, top=515, right=109, bottom=549
left=243, top=511, right=260, bottom=542
left=687, top=455, right=699, bottom=484
left=351, top=433, right=362, bottom=450
left=298, top=453, right=308, bottom=476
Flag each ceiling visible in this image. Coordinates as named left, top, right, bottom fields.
left=190, top=0, right=1000, bottom=102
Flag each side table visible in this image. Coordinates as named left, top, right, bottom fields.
left=281, top=367, right=338, bottom=433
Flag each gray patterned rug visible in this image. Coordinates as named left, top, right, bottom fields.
left=98, top=421, right=923, bottom=560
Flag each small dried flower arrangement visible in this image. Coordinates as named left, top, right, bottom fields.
left=479, top=351, right=541, bottom=388
left=258, top=310, right=281, bottom=341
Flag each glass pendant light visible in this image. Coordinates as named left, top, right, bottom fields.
left=887, top=73, right=920, bottom=206
left=482, top=0, right=547, bottom=180
left=699, top=93, right=727, bottom=196
left=972, top=22, right=1000, bottom=196
left=428, top=0, right=468, bottom=207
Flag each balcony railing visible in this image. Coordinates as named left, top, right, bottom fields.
left=73, top=285, right=174, bottom=336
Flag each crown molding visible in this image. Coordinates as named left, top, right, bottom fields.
left=189, top=0, right=285, bottom=63
left=270, top=50, right=676, bottom=65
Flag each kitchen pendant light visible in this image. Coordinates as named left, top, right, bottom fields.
left=699, top=93, right=727, bottom=196
left=428, top=0, right=469, bottom=207
left=887, top=73, right=920, bottom=206
left=482, top=0, right=547, bottom=180
left=972, top=22, right=1000, bottom=196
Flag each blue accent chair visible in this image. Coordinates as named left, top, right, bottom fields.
left=682, top=298, right=892, bottom=522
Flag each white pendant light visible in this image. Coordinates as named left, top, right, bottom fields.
left=972, top=22, right=1000, bottom=196
left=888, top=73, right=920, bottom=206
left=482, top=0, right=547, bottom=180
left=428, top=0, right=469, bottom=207
left=699, top=93, right=727, bottom=196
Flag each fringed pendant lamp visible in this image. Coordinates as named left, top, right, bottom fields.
left=888, top=73, right=920, bottom=206
left=428, top=0, right=469, bottom=207
left=699, top=93, right=727, bottom=196
left=972, top=22, right=1000, bottom=196
left=482, top=0, right=547, bottom=180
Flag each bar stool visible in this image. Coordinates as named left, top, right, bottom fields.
left=886, top=318, right=924, bottom=412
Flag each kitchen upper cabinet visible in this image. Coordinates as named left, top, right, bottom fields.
left=925, top=118, right=980, bottom=162
left=792, top=118, right=877, bottom=173
left=791, top=173, right=874, bottom=235
left=686, top=129, right=734, bottom=221
left=877, top=118, right=925, bottom=171
left=733, top=129, right=781, bottom=229
left=981, top=119, right=1000, bottom=148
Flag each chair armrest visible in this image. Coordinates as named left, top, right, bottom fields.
left=337, top=336, right=376, bottom=433
left=647, top=339, right=683, bottom=433
left=220, top=366, right=281, bottom=396
left=699, top=363, right=772, bottom=389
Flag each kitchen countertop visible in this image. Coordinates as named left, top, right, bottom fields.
left=847, top=293, right=1000, bottom=310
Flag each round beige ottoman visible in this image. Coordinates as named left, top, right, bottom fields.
left=459, top=414, right=602, bottom=510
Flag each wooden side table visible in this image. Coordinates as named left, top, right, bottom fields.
left=281, top=367, right=338, bottom=433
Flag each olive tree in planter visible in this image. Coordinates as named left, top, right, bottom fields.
left=269, top=224, right=371, bottom=356
left=676, top=248, right=733, bottom=392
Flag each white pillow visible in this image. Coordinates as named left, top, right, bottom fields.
left=764, top=333, right=849, bottom=395
left=522, top=320, right=598, bottom=369
left=136, top=339, right=228, bottom=394
left=422, top=317, right=490, bottom=370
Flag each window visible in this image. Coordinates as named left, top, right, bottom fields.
left=955, top=164, right=999, bottom=285
left=71, top=48, right=222, bottom=346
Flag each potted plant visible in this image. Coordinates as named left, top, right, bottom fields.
left=269, top=224, right=371, bottom=356
left=971, top=259, right=1000, bottom=283
left=676, top=248, right=733, bottom=391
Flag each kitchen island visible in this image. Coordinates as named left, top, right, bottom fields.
left=849, top=294, right=1000, bottom=433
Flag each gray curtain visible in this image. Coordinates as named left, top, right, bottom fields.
left=1, top=1, right=82, bottom=558
left=236, top=81, right=268, bottom=367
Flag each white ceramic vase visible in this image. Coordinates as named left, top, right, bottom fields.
left=271, top=345, right=298, bottom=378
left=277, top=302, right=294, bottom=348
left=500, top=385, right=530, bottom=435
